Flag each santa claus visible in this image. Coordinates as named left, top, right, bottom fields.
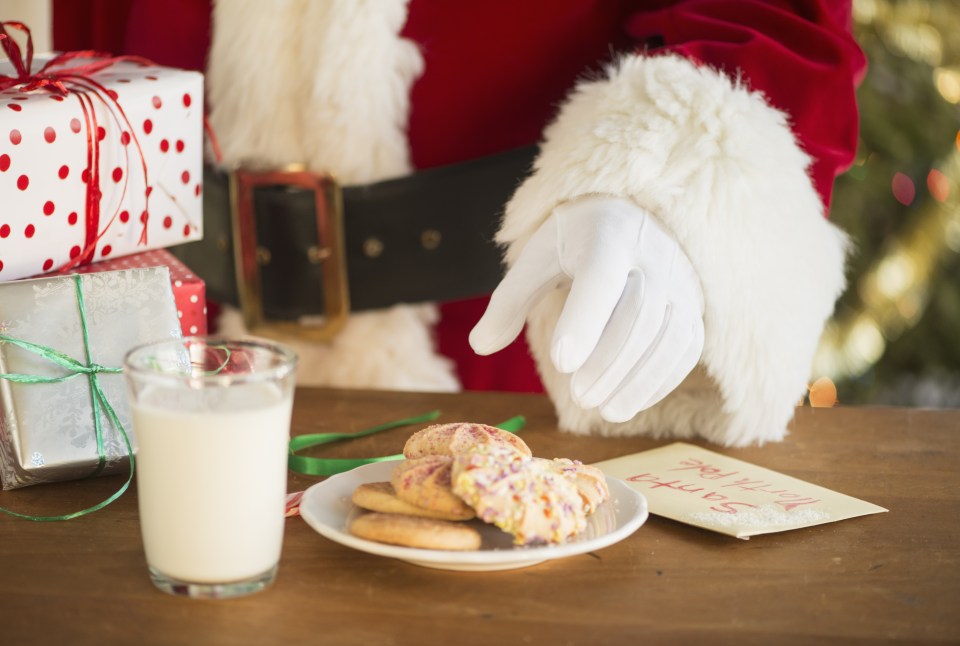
left=51, top=0, right=866, bottom=446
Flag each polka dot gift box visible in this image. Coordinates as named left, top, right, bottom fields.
left=0, top=44, right=203, bottom=282
left=68, top=248, right=207, bottom=337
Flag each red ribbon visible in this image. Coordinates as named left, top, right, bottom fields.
left=1, top=21, right=153, bottom=272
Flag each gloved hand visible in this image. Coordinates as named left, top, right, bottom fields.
left=470, top=196, right=705, bottom=422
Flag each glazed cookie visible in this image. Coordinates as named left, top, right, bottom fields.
left=349, top=512, right=482, bottom=551
left=403, top=422, right=532, bottom=459
left=351, top=481, right=475, bottom=521
left=452, top=444, right=586, bottom=545
left=390, top=456, right=476, bottom=519
left=541, top=458, right=611, bottom=514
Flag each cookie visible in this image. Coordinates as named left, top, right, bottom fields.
left=403, top=422, right=531, bottom=459
left=452, top=444, right=586, bottom=545
left=541, top=458, right=610, bottom=514
left=349, top=512, right=482, bottom=551
left=351, top=481, right=475, bottom=521
left=390, top=456, right=475, bottom=519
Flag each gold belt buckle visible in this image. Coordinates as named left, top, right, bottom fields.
left=229, top=165, right=349, bottom=342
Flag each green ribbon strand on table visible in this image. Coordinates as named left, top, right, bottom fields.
left=491, top=415, right=526, bottom=433
left=287, top=412, right=527, bottom=477
left=0, top=275, right=135, bottom=522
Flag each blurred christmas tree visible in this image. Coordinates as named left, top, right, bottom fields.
left=815, top=0, right=960, bottom=407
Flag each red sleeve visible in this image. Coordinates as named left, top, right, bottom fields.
left=51, top=0, right=133, bottom=55
left=627, top=0, right=867, bottom=210
left=52, top=0, right=210, bottom=73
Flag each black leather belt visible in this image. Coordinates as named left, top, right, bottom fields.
left=169, top=144, right=537, bottom=340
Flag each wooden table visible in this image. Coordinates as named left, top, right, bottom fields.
left=1, top=388, right=958, bottom=645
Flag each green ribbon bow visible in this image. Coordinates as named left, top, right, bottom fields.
left=0, top=275, right=135, bottom=521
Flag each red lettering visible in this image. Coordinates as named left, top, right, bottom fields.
left=668, top=458, right=738, bottom=480
left=775, top=498, right=822, bottom=511
left=626, top=473, right=705, bottom=493
left=702, top=492, right=728, bottom=501
left=721, top=478, right=765, bottom=491
left=699, top=471, right=738, bottom=481
left=721, top=479, right=791, bottom=495
left=647, top=478, right=679, bottom=489
left=709, top=502, right=758, bottom=514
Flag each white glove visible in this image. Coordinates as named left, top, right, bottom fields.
left=470, top=196, right=705, bottom=422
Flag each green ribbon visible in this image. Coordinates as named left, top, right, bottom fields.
left=0, top=275, right=134, bottom=521
left=288, top=412, right=527, bottom=477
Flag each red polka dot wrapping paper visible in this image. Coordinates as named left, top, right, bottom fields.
left=68, top=248, right=207, bottom=337
left=0, top=58, right=204, bottom=281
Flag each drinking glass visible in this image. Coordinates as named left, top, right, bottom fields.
left=123, top=337, right=297, bottom=599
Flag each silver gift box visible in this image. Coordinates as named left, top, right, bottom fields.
left=0, top=268, right=182, bottom=489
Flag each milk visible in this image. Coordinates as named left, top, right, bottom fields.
left=133, top=383, right=292, bottom=584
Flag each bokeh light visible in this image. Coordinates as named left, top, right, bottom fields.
left=926, top=168, right=950, bottom=201
left=891, top=172, right=916, bottom=205
left=874, top=251, right=915, bottom=300
left=934, top=68, right=960, bottom=104
left=808, top=377, right=839, bottom=408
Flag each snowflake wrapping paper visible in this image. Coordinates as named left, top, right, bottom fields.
left=0, top=267, right=181, bottom=489
left=0, top=57, right=204, bottom=281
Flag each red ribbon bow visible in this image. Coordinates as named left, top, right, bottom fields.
left=1, top=20, right=152, bottom=272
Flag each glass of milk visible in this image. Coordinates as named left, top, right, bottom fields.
left=123, top=337, right=297, bottom=599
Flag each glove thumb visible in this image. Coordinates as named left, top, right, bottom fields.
left=470, top=219, right=564, bottom=355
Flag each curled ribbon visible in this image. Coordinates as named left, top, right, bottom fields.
left=0, top=274, right=134, bottom=521
left=0, top=20, right=153, bottom=271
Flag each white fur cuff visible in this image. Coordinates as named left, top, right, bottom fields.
left=499, top=53, right=848, bottom=446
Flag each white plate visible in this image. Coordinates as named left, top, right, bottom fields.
left=299, top=460, right=649, bottom=571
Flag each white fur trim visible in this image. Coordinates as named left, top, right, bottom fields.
left=297, top=0, right=423, bottom=182
left=208, top=0, right=310, bottom=170
left=207, top=0, right=456, bottom=390
left=500, top=54, right=849, bottom=446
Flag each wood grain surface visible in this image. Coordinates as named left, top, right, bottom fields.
left=1, top=388, right=958, bottom=645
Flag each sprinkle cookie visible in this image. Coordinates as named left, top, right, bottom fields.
left=403, top=422, right=531, bottom=459
left=452, top=444, right=587, bottom=545
left=542, top=458, right=611, bottom=514
left=390, top=455, right=476, bottom=519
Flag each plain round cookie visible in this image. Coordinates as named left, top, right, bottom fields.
left=351, top=481, right=475, bottom=521
left=391, top=456, right=476, bottom=518
left=403, top=422, right=532, bottom=459
left=349, top=512, right=482, bottom=551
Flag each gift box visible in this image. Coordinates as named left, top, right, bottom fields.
left=70, top=248, right=207, bottom=337
left=0, top=30, right=204, bottom=282
left=0, top=267, right=182, bottom=489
